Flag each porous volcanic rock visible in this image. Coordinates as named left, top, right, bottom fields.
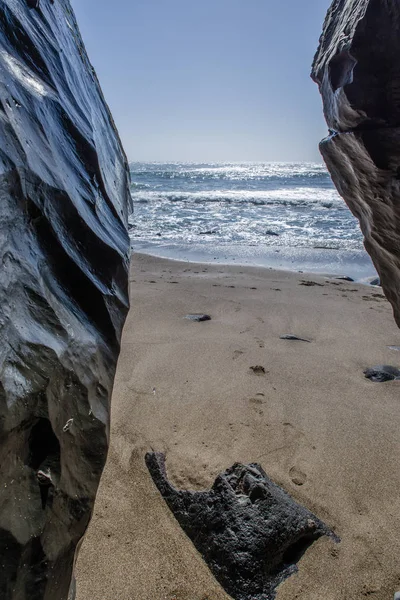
left=146, top=452, right=337, bottom=600
left=0, top=1, right=131, bottom=598
left=312, top=0, right=400, bottom=327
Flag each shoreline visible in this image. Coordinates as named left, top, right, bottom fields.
left=76, top=253, right=399, bottom=600
left=131, top=241, right=377, bottom=281
left=131, top=243, right=378, bottom=284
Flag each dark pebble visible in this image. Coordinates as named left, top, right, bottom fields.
left=280, top=334, right=311, bottom=343
left=185, top=314, right=211, bottom=322
left=364, top=365, right=400, bottom=382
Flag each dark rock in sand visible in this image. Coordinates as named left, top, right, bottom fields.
left=0, top=1, right=131, bottom=598
left=335, top=276, right=355, bottom=282
left=312, top=0, right=400, bottom=328
left=364, top=366, right=400, bottom=383
left=369, top=277, right=381, bottom=287
left=280, top=335, right=311, bottom=343
left=146, top=452, right=337, bottom=600
left=185, top=314, right=212, bottom=322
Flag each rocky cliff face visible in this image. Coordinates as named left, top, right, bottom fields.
left=312, top=0, right=400, bottom=325
left=0, top=1, right=131, bottom=598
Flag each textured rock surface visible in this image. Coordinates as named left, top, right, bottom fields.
left=0, top=1, right=131, bottom=598
left=146, top=452, right=337, bottom=600
left=312, top=0, right=400, bottom=327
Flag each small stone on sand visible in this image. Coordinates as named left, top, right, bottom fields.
left=280, top=334, right=311, bottom=343
left=364, top=365, right=400, bottom=382
left=185, top=314, right=211, bottom=322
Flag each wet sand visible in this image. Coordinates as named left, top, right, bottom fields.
left=76, top=252, right=400, bottom=600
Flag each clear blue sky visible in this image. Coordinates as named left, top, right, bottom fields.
left=71, top=0, right=332, bottom=162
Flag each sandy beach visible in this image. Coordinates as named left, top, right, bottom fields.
left=76, top=252, right=400, bottom=600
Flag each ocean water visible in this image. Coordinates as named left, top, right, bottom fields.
left=129, top=162, right=376, bottom=279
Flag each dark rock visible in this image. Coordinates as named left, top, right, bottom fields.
left=364, top=366, right=400, bottom=382
left=280, top=335, right=311, bottom=343
left=185, top=314, right=212, bottom=322
left=313, top=245, right=338, bottom=250
left=312, top=0, right=400, bottom=327
left=265, top=230, right=279, bottom=236
left=146, top=452, right=337, bottom=600
left=369, top=277, right=381, bottom=287
left=335, top=276, right=354, bottom=282
left=0, top=1, right=131, bottom=598
left=199, top=230, right=217, bottom=235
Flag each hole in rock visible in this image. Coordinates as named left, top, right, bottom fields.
left=0, top=530, right=21, bottom=596
left=281, top=535, right=315, bottom=567
left=329, top=50, right=357, bottom=92
left=27, top=418, right=60, bottom=471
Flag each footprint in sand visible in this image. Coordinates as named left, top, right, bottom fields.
left=299, top=280, right=324, bottom=287
left=250, top=365, right=266, bottom=376
left=248, top=397, right=264, bottom=416
left=362, top=295, right=383, bottom=302
left=289, top=466, right=307, bottom=486
left=249, top=397, right=264, bottom=405
left=233, top=350, right=244, bottom=360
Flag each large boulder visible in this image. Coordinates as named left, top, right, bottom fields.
left=0, top=1, right=131, bottom=598
left=146, top=452, right=336, bottom=600
left=312, top=0, right=400, bottom=326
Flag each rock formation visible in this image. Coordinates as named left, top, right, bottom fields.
left=0, top=1, right=131, bottom=598
left=146, top=452, right=337, bottom=600
left=312, top=0, right=400, bottom=326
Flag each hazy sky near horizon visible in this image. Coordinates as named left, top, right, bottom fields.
left=71, top=0, right=332, bottom=162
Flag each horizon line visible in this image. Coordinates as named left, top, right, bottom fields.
left=128, top=159, right=325, bottom=165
